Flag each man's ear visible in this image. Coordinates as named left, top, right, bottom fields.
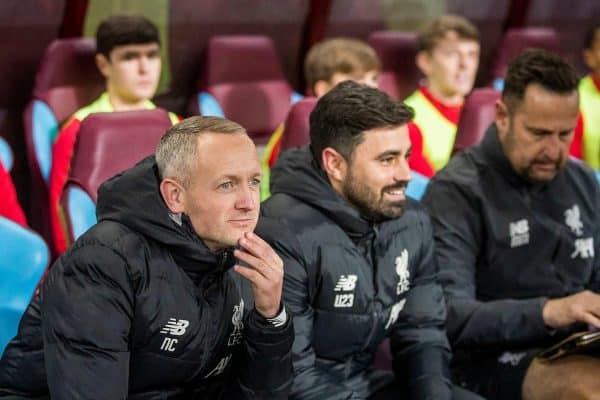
left=415, top=50, right=432, bottom=76
left=160, top=178, right=185, bottom=214
left=583, top=48, right=598, bottom=71
left=95, top=53, right=111, bottom=78
left=313, top=80, right=332, bottom=98
left=495, top=99, right=510, bottom=136
left=321, top=147, right=347, bottom=184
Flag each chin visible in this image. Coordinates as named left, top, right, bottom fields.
left=526, top=172, right=557, bottom=184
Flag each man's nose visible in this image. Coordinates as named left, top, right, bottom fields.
left=394, top=157, right=412, bottom=182
left=235, top=185, right=257, bottom=211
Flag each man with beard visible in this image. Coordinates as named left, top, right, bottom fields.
left=257, top=80, right=482, bottom=399
left=423, top=49, right=600, bottom=400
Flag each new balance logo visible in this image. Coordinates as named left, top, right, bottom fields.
left=160, top=318, right=189, bottom=336
left=159, top=318, right=189, bottom=353
left=334, top=275, right=357, bottom=292
left=509, top=219, right=529, bottom=248
left=333, top=274, right=357, bottom=308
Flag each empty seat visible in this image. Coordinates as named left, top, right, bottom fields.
left=0, top=217, right=48, bottom=354
left=191, top=35, right=302, bottom=144
left=489, top=28, right=561, bottom=89
left=280, top=97, right=318, bottom=152
left=367, top=31, right=420, bottom=100
left=166, top=0, right=309, bottom=112
left=23, top=37, right=104, bottom=243
left=60, top=109, right=173, bottom=243
left=0, top=0, right=65, bottom=157
left=324, top=0, right=385, bottom=39
left=525, top=0, right=600, bottom=74
left=453, top=88, right=501, bottom=155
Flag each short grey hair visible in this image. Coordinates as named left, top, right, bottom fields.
left=156, top=116, right=246, bottom=187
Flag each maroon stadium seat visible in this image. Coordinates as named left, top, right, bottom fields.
left=525, top=0, right=600, bottom=75
left=165, top=0, right=309, bottom=112
left=60, top=109, right=173, bottom=243
left=490, top=27, right=561, bottom=87
left=281, top=97, right=318, bottom=152
left=367, top=31, right=421, bottom=100
left=23, top=37, right=104, bottom=245
left=324, top=0, right=510, bottom=87
left=372, top=339, right=393, bottom=371
left=453, top=88, right=501, bottom=155
left=324, top=0, right=386, bottom=39
left=191, top=35, right=302, bottom=144
left=0, top=0, right=65, bottom=154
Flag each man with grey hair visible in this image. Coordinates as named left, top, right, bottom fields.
left=0, top=116, right=293, bottom=399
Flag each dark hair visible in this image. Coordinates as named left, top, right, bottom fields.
left=417, top=14, right=479, bottom=52
left=96, top=15, right=160, bottom=58
left=309, top=80, right=414, bottom=167
left=502, top=49, right=579, bottom=112
left=584, top=21, right=600, bottom=50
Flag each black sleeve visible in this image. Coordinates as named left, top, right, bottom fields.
left=41, top=244, right=134, bottom=400
left=234, top=306, right=295, bottom=399
left=389, top=213, right=452, bottom=400
left=587, top=177, right=600, bottom=293
left=422, top=179, right=549, bottom=349
left=262, top=226, right=356, bottom=400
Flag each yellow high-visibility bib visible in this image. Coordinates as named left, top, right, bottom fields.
left=579, top=75, right=600, bottom=169
left=405, top=90, right=457, bottom=172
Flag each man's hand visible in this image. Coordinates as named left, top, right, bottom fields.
left=542, top=290, right=600, bottom=329
left=233, top=232, right=284, bottom=319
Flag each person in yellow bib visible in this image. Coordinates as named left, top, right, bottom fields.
left=260, top=38, right=380, bottom=200
left=570, top=21, right=600, bottom=169
left=404, top=15, right=480, bottom=173
left=49, top=15, right=179, bottom=255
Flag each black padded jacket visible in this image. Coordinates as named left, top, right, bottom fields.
left=0, top=156, right=293, bottom=399
left=257, top=147, right=452, bottom=400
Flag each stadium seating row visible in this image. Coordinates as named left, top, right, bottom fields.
left=16, top=22, right=581, bottom=250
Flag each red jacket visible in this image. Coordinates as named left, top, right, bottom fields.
left=0, top=162, right=27, bottom=227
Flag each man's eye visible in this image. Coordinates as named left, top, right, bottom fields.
left=219, top=182, right=233, bottom=190
left=381, top=157, right=394, bottom=165
left=250, top=178, right=261, bottom=187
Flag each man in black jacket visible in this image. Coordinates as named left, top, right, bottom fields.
left=0, top=116, right=293, bottom=399
left=423, top=49, right=600, bottom=400
left=258, top=81, right=481, bottom=399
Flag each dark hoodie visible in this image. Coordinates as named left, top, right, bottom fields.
left=256, top=147, right=452, bottom=400
left=0, top=156, right=293, bottom=399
